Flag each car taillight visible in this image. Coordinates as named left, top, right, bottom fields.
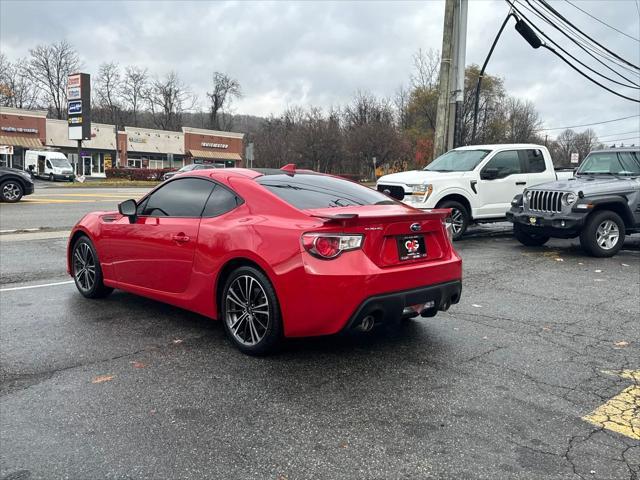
left=302, top=233, right=363, bottom=259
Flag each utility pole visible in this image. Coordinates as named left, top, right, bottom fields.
left=434, top=0, right=468, bottom=157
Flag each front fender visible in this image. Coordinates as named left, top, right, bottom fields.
left=426, top=186, right=475, bottom=209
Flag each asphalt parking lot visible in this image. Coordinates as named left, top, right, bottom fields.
left=1, top=187, right=639, bottom=480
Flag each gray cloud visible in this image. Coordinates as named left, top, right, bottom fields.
left=1, top=0, right=639, bottom=140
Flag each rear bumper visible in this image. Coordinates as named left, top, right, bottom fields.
left=342, top=280, right=462, bottom=332
left=507, top=208, right=585, bottom=238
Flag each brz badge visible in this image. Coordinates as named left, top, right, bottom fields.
left=410, top=223, right=421, bottom=232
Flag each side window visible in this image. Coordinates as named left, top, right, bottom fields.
left=140, top=177, right=215, bottom=217
left=482, top=150, right=522, bottom=179
left=523, top=149, right=546, bottom=173
left=46, top=160, right=52, bottom=169
left=202, top=184, right=242, bottom=217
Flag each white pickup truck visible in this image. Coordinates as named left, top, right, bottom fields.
left=376, top=144, right=573, bottom=239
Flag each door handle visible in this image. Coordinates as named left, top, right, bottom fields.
left=172, top=234, right=190, bottom=244
left=516, top=181, right=527, bottom=186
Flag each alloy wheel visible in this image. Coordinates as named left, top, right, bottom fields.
left=73, top=242, right=97, bottom=291
left=596, top=220, right=619, bottom=250
left=449, top=208, right=464, bottom=235
left=225, top=275, right=270, bottom=346
left=2, top=182, right=21, bottom=201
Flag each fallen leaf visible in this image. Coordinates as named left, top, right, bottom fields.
left=595, top=269, right=602, bottom=273
left=578, top=262, right=584, bottom=265
left=472, top=304, right=482, bottom=308
left=173, top=339, right=183, bottom=344
left=482, top=336, right=488, bottom=340
left=339, top=442, right=348, bottom=449
left=594, top=279, right=604, bottom=282
left=555, top=258, right=564, bottom=262
left=131, top=361, right=146, bottom=369
left=542, top=326, right=552, bottom=332
left=621, top=263, right=629, bottom=267
left=614, top=341, right=629, bottom=348
left=92, top=374, right=114, bottom=384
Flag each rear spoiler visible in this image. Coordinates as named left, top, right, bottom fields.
left=308, top=208, right=451, bottom=225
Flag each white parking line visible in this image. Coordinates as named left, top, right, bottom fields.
left=0, top=280, right=74, bottom=292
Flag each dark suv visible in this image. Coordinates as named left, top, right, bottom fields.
left=0, top=166, right=35, bottom=202
left=507, top=148, right=640, bottom=257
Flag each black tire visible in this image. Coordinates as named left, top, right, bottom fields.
left=579, top=210, right=625, bottom=257
left=48, top=173, right=54, bottom=182
left=221, top=266, right=282, bottom=355
left=437, top=200, right=470, bottom=240
left=513, top=223, right=550, bottom=247
left=71, top=236, right=113, bottom=299
left=0, top=180, right=24, bottom=203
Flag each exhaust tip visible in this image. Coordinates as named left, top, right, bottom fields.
left=359, top=315, right=375, bottom=332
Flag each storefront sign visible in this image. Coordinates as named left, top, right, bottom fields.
left=68, top=100, right=82, bottom=115
left=104, top=153, right=112, bottom=169
left=201, top=142, right=229, bottom=149
left=1, top=126, right=38, bottom=134
left=129, top=137, right=147, bottom=143
left=68, top=73, right=91, bottom=141
left=68, top=74, right=81, bottom=87
left=0, top=146, right=14, bottom=155
left=68, top=86, right=81, bottom=100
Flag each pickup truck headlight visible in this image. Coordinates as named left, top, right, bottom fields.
left=561, top=192, right=577, bottom=206
left=408, top=183, right=433, bottom=201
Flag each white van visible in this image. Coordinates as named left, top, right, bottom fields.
left=24, top=150, right=75, bottom=181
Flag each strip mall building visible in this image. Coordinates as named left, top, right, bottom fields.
left=0, top=107, right=245, bottom=178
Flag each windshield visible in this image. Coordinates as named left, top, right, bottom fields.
left=577, top=151, right=640, bottom=176
left=425, top=149, right=490, bottom=172
left=50, top=157, right=71, bottom=168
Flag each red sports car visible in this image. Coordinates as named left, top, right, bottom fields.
left=67, top=166, right=462, bottom=354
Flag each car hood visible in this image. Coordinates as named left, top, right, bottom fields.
left=377, top=170, right=469, bottom=185
left=529, top=175, right=640, bottom=195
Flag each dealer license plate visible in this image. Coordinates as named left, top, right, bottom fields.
left=397, top=235, right=427, bottom=261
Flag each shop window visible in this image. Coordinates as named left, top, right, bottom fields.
left=128, top=159, right=142, bottom=168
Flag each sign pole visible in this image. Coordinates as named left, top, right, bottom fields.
left=76, top=140, right=81, bottom=178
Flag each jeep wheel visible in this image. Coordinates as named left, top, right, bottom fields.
left=437, top=200, right=470, bottom=240
left=513, top=224, right=550, bottom=246
left=580, top=210, right=625, bottom=257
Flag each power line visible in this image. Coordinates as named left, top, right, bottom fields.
left=600, top=135, right=640, bottom=143
left=517, top=0, right=640, bottom=79
left=518, top=0, right=640, bottom=87
left=564, top=0, right=639, bottom=43
left=537, top=0, right=640, bottom=70
left=597, top=130, right=640, bottom=139
left=506, top=1, right=640, bottom=102
left=536, top=114, right=640, bottom=131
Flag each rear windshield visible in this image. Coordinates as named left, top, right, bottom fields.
left=255, top=173, right=396, bottom=209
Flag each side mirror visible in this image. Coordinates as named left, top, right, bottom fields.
left=118, top=199, right=138, bottom=223
left=481, top=167, right=499, bottom=180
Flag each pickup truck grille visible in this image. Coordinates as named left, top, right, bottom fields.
left=529, top=190, right=562, bottom=213
left=377, top=184, right=405, bottom=200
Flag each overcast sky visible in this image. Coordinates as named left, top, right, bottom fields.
left=1, top=0, right=639, bottom=141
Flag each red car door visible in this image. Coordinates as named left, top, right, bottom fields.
left=111, top=177, right=215, bottom=294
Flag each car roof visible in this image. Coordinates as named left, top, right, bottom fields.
left=455, top=144, right=545, bottom=151
left=589, top=147, right=639, bottom=153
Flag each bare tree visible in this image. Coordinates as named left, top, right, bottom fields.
left=573, top=129, right=601, bottom=162
left=94, top=62, right=122, bottom=126
left=122, top=66, right=148, bottom=127
left=0, top=55, right=41, bottom=109
left=503, top=97, right=542, bottom=144
left=146, top=71, right=195, bottom=131
left=27, top=40, right=80, bottom=119
left=410, top=48, right=440, bottom=90
left=207, top=72, right=241, bottom=130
